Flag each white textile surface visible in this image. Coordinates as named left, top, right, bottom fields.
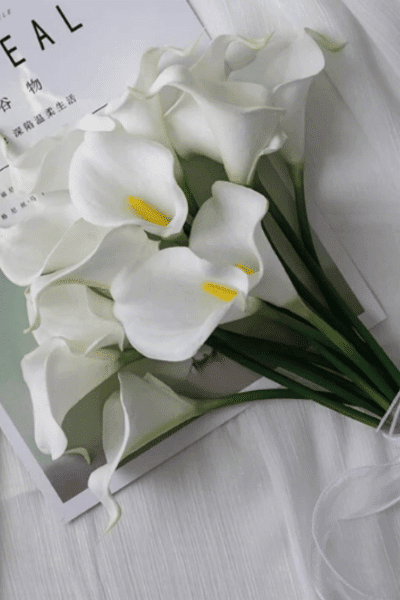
left=1, top=382, right=400, bottom=599
left=2, top=0, right=400, bottom=598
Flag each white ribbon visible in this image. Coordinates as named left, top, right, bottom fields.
left=311, top=392, right=400, bottom=600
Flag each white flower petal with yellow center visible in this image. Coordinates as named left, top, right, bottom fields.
left=189, top=180, right=297, bottom=307
left=28, top=225, right=158, bottom=328
left=111, top=246, right=249, bottom=361
left=1, top=127, right=84, bottom=194
left=26, top=285, right=125, bottom=354
left=69, top=129, right=188, bottom=236
left=21, top=339, right=120, bottom=460
left=0, top=191, right=111, bottom=286
left=88, top=371, right=197, bottom=531
left=189, top=181, right=268, bottom=289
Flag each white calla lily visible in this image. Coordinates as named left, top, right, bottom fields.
left=101, top=46, right=173, bottom=145
left=0, top=191, right=111, bottom=286
left=111, top=246, right=249, bottom=361
left=26, top=284, right=125, bottom=353
left=69, top=129, right=188, bottom=236
left=150, top=34, right=288, bottom=184
left=227, top=29, right=325, bottom=163
left=88, top=371, right=198, bottom=531
left=189, top=181, right=268, bottom=288
left=20, top=338, right=120, bottom=460
left=1, top=127, right=84, bottom=194
left=189, top=180, right=297, bottom=307
left=28, top=224, right=159, bottom=328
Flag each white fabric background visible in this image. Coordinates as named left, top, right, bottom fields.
left=2, top=0, right=400, bottom=598
left=1, top=388, right=399, bottom=599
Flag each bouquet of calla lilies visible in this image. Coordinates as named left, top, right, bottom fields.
left=1, top=27, right=399, bottom=531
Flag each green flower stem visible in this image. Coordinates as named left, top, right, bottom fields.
left=215, top=328, right=383, bottom=414
left=261, top=301, right=393, bottom=402
left=289, top=298, right=394, bottom=404
left=118, top=389, right=307, bottom=468
left=196, top=389, right=305, bottom=412
left=207, top=333, right=382, bottom=428
left=119, top=380, right=380, bottom=469
left=196, top=389, right=380, bottom=425
left=260, top=301, right=341, bottom=353
left=287, top=162, right=321, bottom=266
left=261, top=214, right=374, bottom=359
left=261, top=213, right=388, bottom=382
left=305, top=333, right=390, bottom=411
left=254, top=173, right=400, bottom=391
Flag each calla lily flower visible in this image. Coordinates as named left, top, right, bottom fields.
left=1, top=127, right=84, bottom=194
left=112, top=245, right=250, bottom=361
left=69, top=128, right=188, bottom=237
left=149, top=34, right=289, bottom=184
left=189, top=180, right=298, bottom=306
left=26, top=284, right=125, bottom=354
left=226, top=29, right=325, bottom=163
left=0, top=191, right=111, bottom=286
left=27, top=224, right=159, bottom=328
left=88, top=371, right=198, bottom=531
left=21, top=338, right=121, bottom=460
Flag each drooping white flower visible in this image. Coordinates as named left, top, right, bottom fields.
left=0, top=191, right=112, bottom=286
left=88, top=371, right=198, bottom=532
left=69, top=128, right=188, bottom=237
left=1, top=127, right=84, bottom=194
left=21, top=339, right=121, bottom=460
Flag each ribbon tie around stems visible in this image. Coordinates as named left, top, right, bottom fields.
left=311, top=391, right=400, bottom=600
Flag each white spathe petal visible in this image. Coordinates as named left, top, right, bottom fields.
left=229, top=30, right=324, bottom=162
left=28, top=225, right=158, bottom=326
left=21, top=339, right=120, bottom=460
left=5, top=127, right=84, bottom=194
left=229, top=30, right=324, bottom=89
left=111, top=246, right=249, bottom=361
left=0, top=191, right=112, bottom=287
left=26, top=285, right=125, bottom=353
left=69, top=130, right=187, bottom=236
left=104, top=88, right=171, bottom=147
left=165, top=93, right=222, bottom=163
left=189, top=181, right=268, bottom=288
left=41, top=218, right=113, bottom=276
left=88, top=372, right=197, bottom=531
left=0, top=192, right=78, bottom=285
left=151, top=63, right=286, bottom=184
